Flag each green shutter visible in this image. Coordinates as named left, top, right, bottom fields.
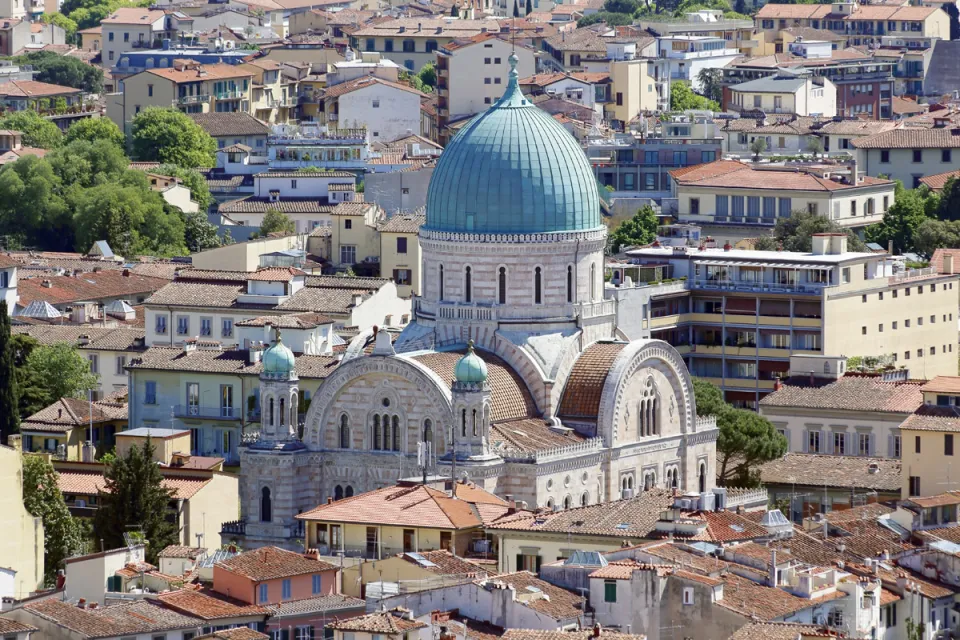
left=604, top=581, right=617, bottom=603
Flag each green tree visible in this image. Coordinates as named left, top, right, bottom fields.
left=578, top=11, right=635, bottom=25
left=155, top=163, right=213, bottom=212
left=696, top=68, right=723, bottom=105
left=603, top=0, right=640, bottom=11
left=610, top=205, right=658, bottom=252
left=0, top=302, right=18, bottom=444
left=64, top=117, right=125, bottom=147
left=913, top=218, right=960, bottom=256
left=130, top=107, right=216, bottom=168
left=513, top=0, right=520, bottom=16
left=806, top=137, right=823, bottom=157
left=867, top=185, right=929, bottom=254
left=937, top=177, right=960, bottom=222
left=93, top=439, right=178, bottom=565
left=19, top=342, right=98, bottom=416
left=258, top=208, right=297, bottom=236
left=526, top=0, right=533, bottom=13
left=183, top=211, right=221, bottom=252
left=49, top=138, right=129, bottom=189
left=22, top=456, right=86, bottom=584
left=40, top=12, right=78, bottom=41
left=0, top=155, right=73, bottom=250
left=15, top=51, right=102, bottom=93
left=222, top=228, right=235, bottom=245
left=768, top=210, right=868, bottom=253
left=0, top=111, right=63, bottom=148
left=693, top=378, right=787, bottom=486
left=750, top=136, right=767, bottom=160
left=417, top=62, right=437, bottom=89
left=670, top=81, right=719, bottom=111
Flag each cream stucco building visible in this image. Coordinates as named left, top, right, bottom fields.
left=232, top=55, right=718, bottom=551
left=0, top=442, right=44, bottom=599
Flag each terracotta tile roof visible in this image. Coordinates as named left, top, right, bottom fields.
left=673, top=569, right=724, bottom=586
left=101, top=7, right=166, bottom=23
left=921, top=170, right=960, bottom=192
left=175, top=269, right=250, bottom=283
left=893, top=96, right=928, bottom=116
left=698, top=510, right=770, bottom=542
left=900, top=406, right=960, bottom=432
left=219, top=197, right=336, bottom=214
left=218, top=546, right=337, bottom=581
left=265, top=594, right=366, bottom=618
left=817, top=119, right=898, bottom=136
left=235, top=313, right=333, bottom=329
left=755, top=3, right=832, bottom=18
left=519, top=73, right=567, bottom=87
left=721, top=115, right=820, bottom=136
left=128, top=347, right=339, bottom=379
left=558, top=342, right=626, bottom=419
left=411, top=348, right=537, bottom=422
left=275, top=287, right=377, bottom=314
left=718, top=573, right=844, bottom=621
left=487, top=490, right=675, bottom=538
left=544, top=27, right=606, bottom=52
left=490, top=418, right=588, bottom=455
left=23, top=598, right=200, bottom=638
left=824, top=518, right=917, bottom=559
left=323, top=75, right=425, bottom=99
left=729, top=622, right=835, bottom=640
left=588, top=559, right=672, bottom=579
left=639, top=541, right=732, bottom=573
left=852, top=127, right=960, bottom=149
left=920, top=376, right=960, bottom=394
left=155, top=589, right=268, bottom=620
left=398, top=550, right=490, bottom=577
left=17, top=271, right=169, bottom=307
left=378, top=213, right=425, bottom=233
left=759, top=376, right=924, bottom=413
left=0, top=618, right=37, bottom=634
left=145, top=63, right=253, bottom=83
left=503, top=632, right=646, bottom=640
left=905, top=491, right=960, bottom=508
left=0, top=79, right=81, bottom=98
left=56, top=468, right=211, bottom=499
left=670, top=160, right=893, bottom=192
left=481, top=572, right=583, bottom=620
left=880, top=589, right=902, bottom=606
left=159, top=545, right=206, bottom=559
left=329, top=611, right=427, bottom=633
left=755, top=453, right=901, bottom=492
left=22, top=396, right=127, bottom=433
left=297, top=482, right=500, bottom=529
left=246, top=267, right=306, bottom=282
left=196, top=629, right=269, bottom=640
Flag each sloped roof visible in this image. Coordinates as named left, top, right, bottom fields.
left=921, top=169, right=960, bottom=192
left=558, top=342, right=627, bottom=419
left=759, top=376, right=924, bottom=413
left=329, top=612, right=427, bottom=634
left=22, top=598, right=199, bottom=638
left=852, top=127, right=960, bottom=149
left=155, top=589, right=267, bottom=621
left=21, top=396, right=127, bottom=433
left=754, top=453, right=901, bottom=492
left=217, top=546, right=337, bottom=581
left=323, top=75, right=426, bottom=99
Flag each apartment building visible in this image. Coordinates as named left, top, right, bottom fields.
left=670, top=160, right=894, bottom=240
left=191, top=111, right=271, bottom=151
left=619, top=233, right=960, bottom=407
left=350, top=18, right=498, bottom=72
left=721, top=115, right=819, bottom=157
left=112, top=38, right=249, bottom=85
left=728, top=73, right=837, bottom=117
left=101, top=8, right=193, bottom=69
left=852, top=124, right=960, bottom=187
left=0, top=79, right=81, bottom=113
left=320, top=75, right=424, bottom=142
left=435, top=33, right=536, bottom=144
left=0, top=441, right=43, bottom=600
left=637, top=10, right=757, bottom=55
left=107, top=62, right=254, bottom=133
left=240, top=58, right=298, bottom=124
left=0, top=19, right=66, bottom=57
left=377, top=213, right=424, bottom=298
left=656, top=35, right=740, bottom=93
left=754, top=1, right=950, bottom=48
left=720, top=44, right=895, bottom=119
left=899, top=376, right=960, bottom=498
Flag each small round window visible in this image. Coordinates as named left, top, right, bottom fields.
left=382, top=398, right=390, bottom=407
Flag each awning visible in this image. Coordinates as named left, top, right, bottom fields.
left=694, top=260, right=830, bottom=270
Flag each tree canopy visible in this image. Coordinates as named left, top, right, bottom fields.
left=258, top=208, right=296, bottom=236
left=867, top=183, right=932, bottom=254
left=692, top=378, right=787, bottom=486
left=753, top=211, right=867, bottom=253
left=14, top=51, right=103, bottom=93
left=93, top=439, right=178, bottom=564
left=696, top=68, right=723, bottom=105
left=670, top=81, right=719, bottom=112
left=610, top=205, right=658, bottom=252
left=23, top=456, right=86, bottom=584
left=64, top=117, right=125, bottom=147
left=0, top=301, right=18, bottom=443
left=183, top=211, right=221, bottom=252
left=417, top=62, right=437, bottom=89
left=0, top=111, right=63, bottom=149
left=131, top=108, right=217, bottom=168
left=17, top=343, right=98, bottom=417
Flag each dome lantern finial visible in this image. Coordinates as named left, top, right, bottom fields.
left=262, top=324, right=296, bottom=377
left=454, top=340, right=487, bottom=385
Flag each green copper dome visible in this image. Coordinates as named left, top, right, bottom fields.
left=454, top=341, right=487, bottom=384
left=263, top=331, right=296, bottom=375
left=425, top=54, right=601, bottom=235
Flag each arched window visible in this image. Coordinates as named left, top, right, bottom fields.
left=567, top=266, right=573, bottom=303
left=498, top=267, right=506, bottom=304
left=439, top=264, right=444, bottom=300
left=268, top=397, right=274, bottom=426
left=402, top=38, right=415, bottom=52
left=373, top=414, right=382, bottom=450
left=345, top=486, right=354, bottom=498
left=423, top=419, right=433, bottom=446
left=590, top=263, right=597, bottom=300
left=563, top=495, right=572, bottom=509
left=334, top=485, right=343, bottom=500
left=472, top=409, right=478, bottom=436
left=260, top=487, right=272, bottom=522
left=628, top=476, right=634, bottom=490
left=382, top=414, right=390, bottom=450
left=392, top=415, right=400, bottom=451
left=581, top=492, right=589, bottom=507
left=547, top=497, right=555, bottom=510
left=464, top=266, right=472, bottom=303
left=339, top=414, right=350, bottom=449
left=534, top=267, right=542, bottom=304
left=461, top=408, right=467, bottom=437
left=290, top=392, right=298, bottom=426
left=425, top=39, right=438, bottom=52
left=279, top=397, right=285, bottom=426
left=699, top=462, right=707, bottom=493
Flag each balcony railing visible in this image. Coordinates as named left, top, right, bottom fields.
left=690, top=279, right=828, bottom=295
left=221, top=519, right=245, bottom=535
left=174, top=404, right=240, bottom=420
left=179, top=94, right=208, bottom=105
left=215, top=89, right=243, bottom=100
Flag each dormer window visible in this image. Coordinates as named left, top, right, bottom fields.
left=269, top=190, right=280, bottom=203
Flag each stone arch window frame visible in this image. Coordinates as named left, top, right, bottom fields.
left=439, top=263, right=445, bottom=301
left=265, top=392, right=276, bottom=429
left=590, top=262, right=597, bottom=301
left=563, top=494, right=573, bottom=509
left=463, top=264, right=473, bottom=303
left=289, top=389, right=299, bottom=429
left=366, top=387, right=406, bottom=453
left=580, top=491, right=589, bottom=506
left=533, top=264, right=544, bottom=305
left=422, top=417, right=437, bottom=454
left=338, top=412, right=351, bottom=449
left=334, top=484, right=344, bottom=501
left=497, top=264, right=508, bottom=305
left=546, top=497, right=556, bottom=510
left=698, top=457, right=708, bottom=493
left=566, top=264, right=574, bottom=304
left=260, top=485, right=273, bottom=522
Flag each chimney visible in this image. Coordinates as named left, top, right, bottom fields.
left=723, top=241, right=732, bottom=252
left=77, top=599, right=86, bottom=609
left=944, top=253, right=955, bottom=275
left=888, top=239, right=893, bottom=255
left=773, top=376, right=782, bottom=391
left=327, top=497, right=333, bottom=504
left=769, top=549, right=777, bottom=586
left=304, top=548, right=320, bottom=560
left=122, top=268, right=130, bottom=277
left=593, top=624, right=602, bottom=638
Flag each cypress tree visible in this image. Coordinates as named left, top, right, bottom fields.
left=526, top=0, right=533, bottom=15
left=513, top=0, right=520, bottom=17
left=0, top=300, right=20, bottom=444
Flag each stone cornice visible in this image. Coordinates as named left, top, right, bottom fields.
left=420, top=227, right=608, bottom=247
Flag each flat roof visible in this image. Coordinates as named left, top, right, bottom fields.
left=625, top=246, right=880, bottom=265
left=117, top=427, right=190, bottom=439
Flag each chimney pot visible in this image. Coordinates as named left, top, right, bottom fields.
left=723, top=241, right=732, bottom=251
left=593, top=624, right=602, bottom=638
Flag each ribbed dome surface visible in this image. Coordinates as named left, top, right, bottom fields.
left=425, top=55, right=601, bottom=235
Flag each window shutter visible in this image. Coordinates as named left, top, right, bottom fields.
left=802, top=431, right=809, bottom=453
left=281, top=629, right=290, bottom=640
left=826, top=431, right=833, bottom=454
left=309, top=627, right=315, bottom=640
left=783, top=428, right=791, bottom=451
left=888, top=435, right=894, bottom=458
left=868, top=434, right=875, bottom=457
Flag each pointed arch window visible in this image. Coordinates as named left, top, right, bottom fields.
left=260, top=487, right=272, bottom=522
left=423, top=419, right=433, bottom=446
left=464, top=266, right=472, bottom=303
left=334, top=485, right=343, bottom=501
left=461, top=408, right=467, bottom=437
left=268, top=397, right=275, bottom=427
left=339, top=414, right=350, bottom=449
left=534, top=267, right=542, bottom=304
left=439, top=264, right=444, bottom=300
left=699, top=462, right=707, bottom=493
left=498, top=267, right=507, bottom=304
left=392, top=415, right=401, bottom=451
left=590, top=263, right=597, bottom=300
left=279, top=397, right=285, bottom=427
left=472, top=408, right=478, bottom=436
left=345, top=486, right=354, bottom=498
left=373, top=414, right=382, bottom=450
left=567, top=266, right=573, bottom=303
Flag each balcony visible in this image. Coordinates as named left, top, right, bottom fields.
left=179, top=94, right=208, bottom=105
left=689, top=279, right=827, bottom=295
left=215, top=89, right=243, bottom=100
left=174, top=405, right=241, bottom=421
left=221, top=519, right=245, bottom=536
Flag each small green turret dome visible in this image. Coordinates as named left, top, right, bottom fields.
left=454, top=340, right=487, bottom=384
left=424, top=53, right=601, bottom=235
left=263, top=331, right=296, bottom=375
